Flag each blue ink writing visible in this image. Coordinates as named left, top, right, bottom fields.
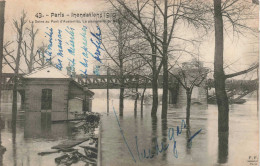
left=188, top=128, right=202, bottom=143
left=45, top=27, right=53, bottom=62
left=112, top=104, right=136, bottom=163
left=80, top=25, right=89, bottom=77
left=93, top=65, right=100, bottom=76
left=112, top=103, right=202, bottom=163
left=135, top=136, right=169, bottom=160
left=90, top=26, right=103, bottom=64
left=65, top=26, right=75, bottom=75
left=56, top=29, right=63, bottom=70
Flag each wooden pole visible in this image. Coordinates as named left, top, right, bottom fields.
left=107, top=64, right=109, bottom=114
left=257, top=68, right=259, bottom=113
left=0, top=1, right=5, bottom=111
left=0, top=0, right=6, bottom=152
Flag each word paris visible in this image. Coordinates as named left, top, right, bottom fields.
left=44, top=25, right=103, bottom=77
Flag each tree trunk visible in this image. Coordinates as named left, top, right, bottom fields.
left=151, top=76, right=158, bottom=117
left=186, top=90, right=191, bottom=127
left=118, top=17, right=124, bottom=117
left=29, top=39, right=35, bottom=73
left=214, top=0, right=229, bottom=133
left=140, top=82, right=147, bottom=117
left=150, top=40, right=159, bottom=117
left=12, top=27, right=23, bottom=130
left=218, top=130, right=228, bottom=163
left=119, top=62, right=124, bottom=116
left=161, top=0, right=168, bottom=119
left=134, top=77, right=139, bottom=117
left=134, top=90, right=139, bottom=117
left=119, top=86, right=124, bottom=116
left=12, top=78, right=18, bottom=129
left=161, top=55, right=168, bottom=119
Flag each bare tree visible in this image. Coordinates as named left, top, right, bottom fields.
left=109, top=0, right=209, bottom=118
left=169, top=59, right=209, bottom=127
left=35, top=43, right=48, bottom=68
left=3, top=12, right=27, bottom=129
left=213, top=0, right=258, bottom=132
left=21, top=23, right=39, bottom=73
left=102, top=9, right=145, bottom=116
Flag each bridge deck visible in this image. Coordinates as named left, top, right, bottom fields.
left=1, top=73, right=178, bottom=90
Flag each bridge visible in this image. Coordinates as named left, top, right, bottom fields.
left=1, top=73, right=178, bottom=90
left=1, top=72, right=258, bottom=106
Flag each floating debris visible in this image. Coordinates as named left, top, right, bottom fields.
left=41, top=112, right=101, bottom=165
left=51, top=138, right=90, bottom=150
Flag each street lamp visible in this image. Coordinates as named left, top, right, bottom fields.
left=83, top=85, right=88, bottom=115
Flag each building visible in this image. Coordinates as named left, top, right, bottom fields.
left=22, top=66, right=94, bottom=121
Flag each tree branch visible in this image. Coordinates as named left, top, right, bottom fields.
left=225, top=63, right=258, bottom=78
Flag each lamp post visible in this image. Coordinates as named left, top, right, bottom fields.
left=107, top=62, right=109, bottom=114
left=83, top=85, right=88, bottom=115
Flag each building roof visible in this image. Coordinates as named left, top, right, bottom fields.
left=23, top=65, right=70, bottom=79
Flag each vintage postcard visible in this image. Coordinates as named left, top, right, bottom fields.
left=0, top=0, right=259, bottom=165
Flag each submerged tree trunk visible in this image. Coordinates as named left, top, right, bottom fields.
left=150, top=37, right=159, bottom=117
left=119, top=61, right=124, bottom=116
left=119, top=68, right=124, bottom=116
left=140, top=81, right=147, bottom=117
left=161, top=0, right=169, bottom=119
left=12, top=18, right=23, bottom=129
left=214, top=0, right=229, bottom=132
left=119, top=86, right=124, bottom=116
left=151, top=76, right=159, bottom=117
left=134, top=77, right=139, bottom=117
left=118, top=17, right=124, bottom=117
left=161, top=55, right=168, bottom=119
left=134, top=92, right=139, bottom=117
left=186, top=89, right=192, bottom=127
left=12, top=79, right=18, bottom=129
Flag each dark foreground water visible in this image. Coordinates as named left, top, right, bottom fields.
left=0, top=91, right=258, bottom=166
left=98, top=95, right=258, bottom=166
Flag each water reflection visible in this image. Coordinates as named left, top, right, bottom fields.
left=161, top=118, right=167, bottom=160
left=12, top=123, right=17, bottom=166
left=151, top=116, right=157, bottom=156
left=0, top=92, right=258, bottom=166
left=24, top=112, right=73, bottom=139
left=0, top=116, right=5, bottom=166
left=185, top=126, right=192, bottom=154
left=218, top=131, right=228, bottom=164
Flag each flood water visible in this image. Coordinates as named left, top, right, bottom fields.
left=0, top=90, right=258, bottom=166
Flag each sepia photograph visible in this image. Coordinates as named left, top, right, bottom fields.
left=0, top=0, right=259, bottom=165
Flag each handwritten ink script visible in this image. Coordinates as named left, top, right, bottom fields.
left=43, top=25, right=103, bottom=77
left=44, top=27, right=53, bottom=62
left=112, top=106, right=202, bottom=163
left=65, top=26, right=76, bottom=74
left=56, top=29, right=63, bottom=70
left=80, top=25, right=88, bottom=77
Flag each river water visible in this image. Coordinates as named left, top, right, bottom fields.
left=0, top=90, right=258, bottom=166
